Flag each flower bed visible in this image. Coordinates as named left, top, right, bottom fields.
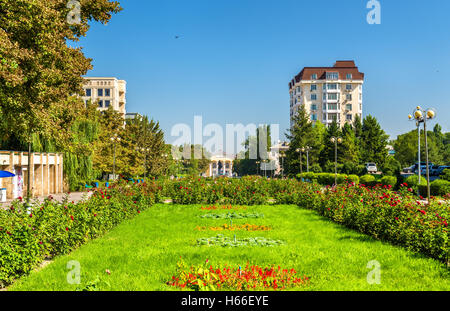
left=195, top=224, right=271, bottom=231
left=200, top=212, right=264, bottom=219
left=197, top=234, right=284, bottom=247
left=167, top=259, right=310, bottom=291
left=200, top=204, right=247, bottom=210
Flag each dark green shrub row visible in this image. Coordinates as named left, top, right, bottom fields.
left=298, top=172, right=360, bottom=185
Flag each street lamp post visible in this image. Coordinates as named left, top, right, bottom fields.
left=301, top=146, right=312, bottom=172
left=279, top=152, right=286, bottom=179
left=409, top=107, right=436, bottom=203
left=136, top=147, right=151, bottom=180
left=256, top=161, right=261, bottom=176
left=330, top=137, right=342, bottom=186
left=110, top=134, right=121, bottom=181
left=295, top=148, right=303, bottom=176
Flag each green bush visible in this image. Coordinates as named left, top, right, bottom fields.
left=360, top=174, right=376, bottom=186
left=382, top=157, right=402, bottom=176
left=430, top=179, right=450, bottom=196
left=442, top=169, right=450, bottom=182
left=380, top=176, right=397, bottom=187
left=404, top=175, right=427, bottom=191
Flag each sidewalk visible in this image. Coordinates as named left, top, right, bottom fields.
left=0, top=191, right=93, bottom=209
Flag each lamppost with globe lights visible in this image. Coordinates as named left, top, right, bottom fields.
left=110, top=134, right=121, bottom=180
left=330, top=137, right=342, bottom=186
left=256, top=160, right=261, bottom=176
left=408, top=106, right=436, bottom=203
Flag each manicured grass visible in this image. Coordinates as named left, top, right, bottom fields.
left=9, top=204, right=450, bottom=291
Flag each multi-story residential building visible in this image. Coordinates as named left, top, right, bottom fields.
left=82, top=77, right=127, bottom=116
left=289, top=60, right=364, bottom=128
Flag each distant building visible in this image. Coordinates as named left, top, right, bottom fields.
left=0, top=151, right=64, bottom=201
left=125, top=113, right=142, bottom=121
left=82, top=77, right=127, bottom=116
left=269, top=141, right=290, bottom=175
left=206, top=153, right=234, bottom=177
left=289, top=60, right=364, bottom=127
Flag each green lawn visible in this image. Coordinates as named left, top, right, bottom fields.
left=9, top=204, right=450, bottom=291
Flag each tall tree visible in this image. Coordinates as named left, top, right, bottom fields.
left=0, top=0, right=122, bottom=146
left=285, top=105, right=315, bottom=175
left=360, top=115, right=389, bottom=166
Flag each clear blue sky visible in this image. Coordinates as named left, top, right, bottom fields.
left=79, top=0, right=450, bottom=145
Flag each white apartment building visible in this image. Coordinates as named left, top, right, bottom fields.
left=289, top=60, right=364, bottom=128
left=82, top=77, right=127, bottom=116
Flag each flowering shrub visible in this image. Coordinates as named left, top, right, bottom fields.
left=167, top=259, right=310, bottom=291
left=0, top=180, right=155, bottom=288
left=197, top=234, right=284, bottom=247
left=195, top=224, right=271, bottom=231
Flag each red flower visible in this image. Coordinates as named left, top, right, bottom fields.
left=70, top=215, right=74, bottom=221
left=29, top=214, right=33, bottom=218
left=65, top=227, right=69, bottom=231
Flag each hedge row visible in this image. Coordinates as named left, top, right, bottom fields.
left=0, top=182, right=155, bottom=288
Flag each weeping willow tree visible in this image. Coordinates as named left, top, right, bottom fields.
left=64, top=119, right=100, bottom=191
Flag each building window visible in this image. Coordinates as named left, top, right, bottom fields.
left=105, top=100, right=111, bottom=108
left=346, top=73, right=352, bottom=80
left=297, top=87, right=301, bottom=93
left=98, top=89, right=103, bottom=97
left=346, top=114, right=353, bottom=121
left=328, top=113, right=339, bottom=121
left=346, top=84, right=352, bottom=90
left=98, top=100, right=103, bottom=108
left=311, top=74, right=317, bottom=80
left=323, top=113, right=327, bottom=121
left=311, top=84, right=317, bottom=91
left=311, top=114, right=317, bottom=121
left=327, top=93, right=338, bottom=100
left=346, top=94, right=352, bottom=100
left=85, top=89, right=91, bottom=97
left=359, top=93, right=362, bottom=101
left=311, top=94, right=317, bottom=100
left=105, top=89, right=111, bottom=97
left=359, top=103, right=362, bottom=111
left=326, top=72, right=339, bottom=80
left=327, top=83, right=338, bottom=90
left=328, top=103, right=338, bottom=110
left=311, top=104, right=317, bottom=111
left=346, top=104, right=352, bottom=110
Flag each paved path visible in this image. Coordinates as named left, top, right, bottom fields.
left=0, top=191, right=93, bottom=209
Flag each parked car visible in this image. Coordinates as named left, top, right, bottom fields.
left=365, top=163, right=378, bottom=174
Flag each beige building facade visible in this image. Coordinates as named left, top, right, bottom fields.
left=82, top=77, right=127, bottom=116
left=289, top=60, right=364, bottom=128
left=0, top=151, right=64, bottom=200
left=206, top=154, right=234, bottom=177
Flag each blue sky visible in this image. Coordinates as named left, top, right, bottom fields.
left=79, top=0, right=450, bottom=145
